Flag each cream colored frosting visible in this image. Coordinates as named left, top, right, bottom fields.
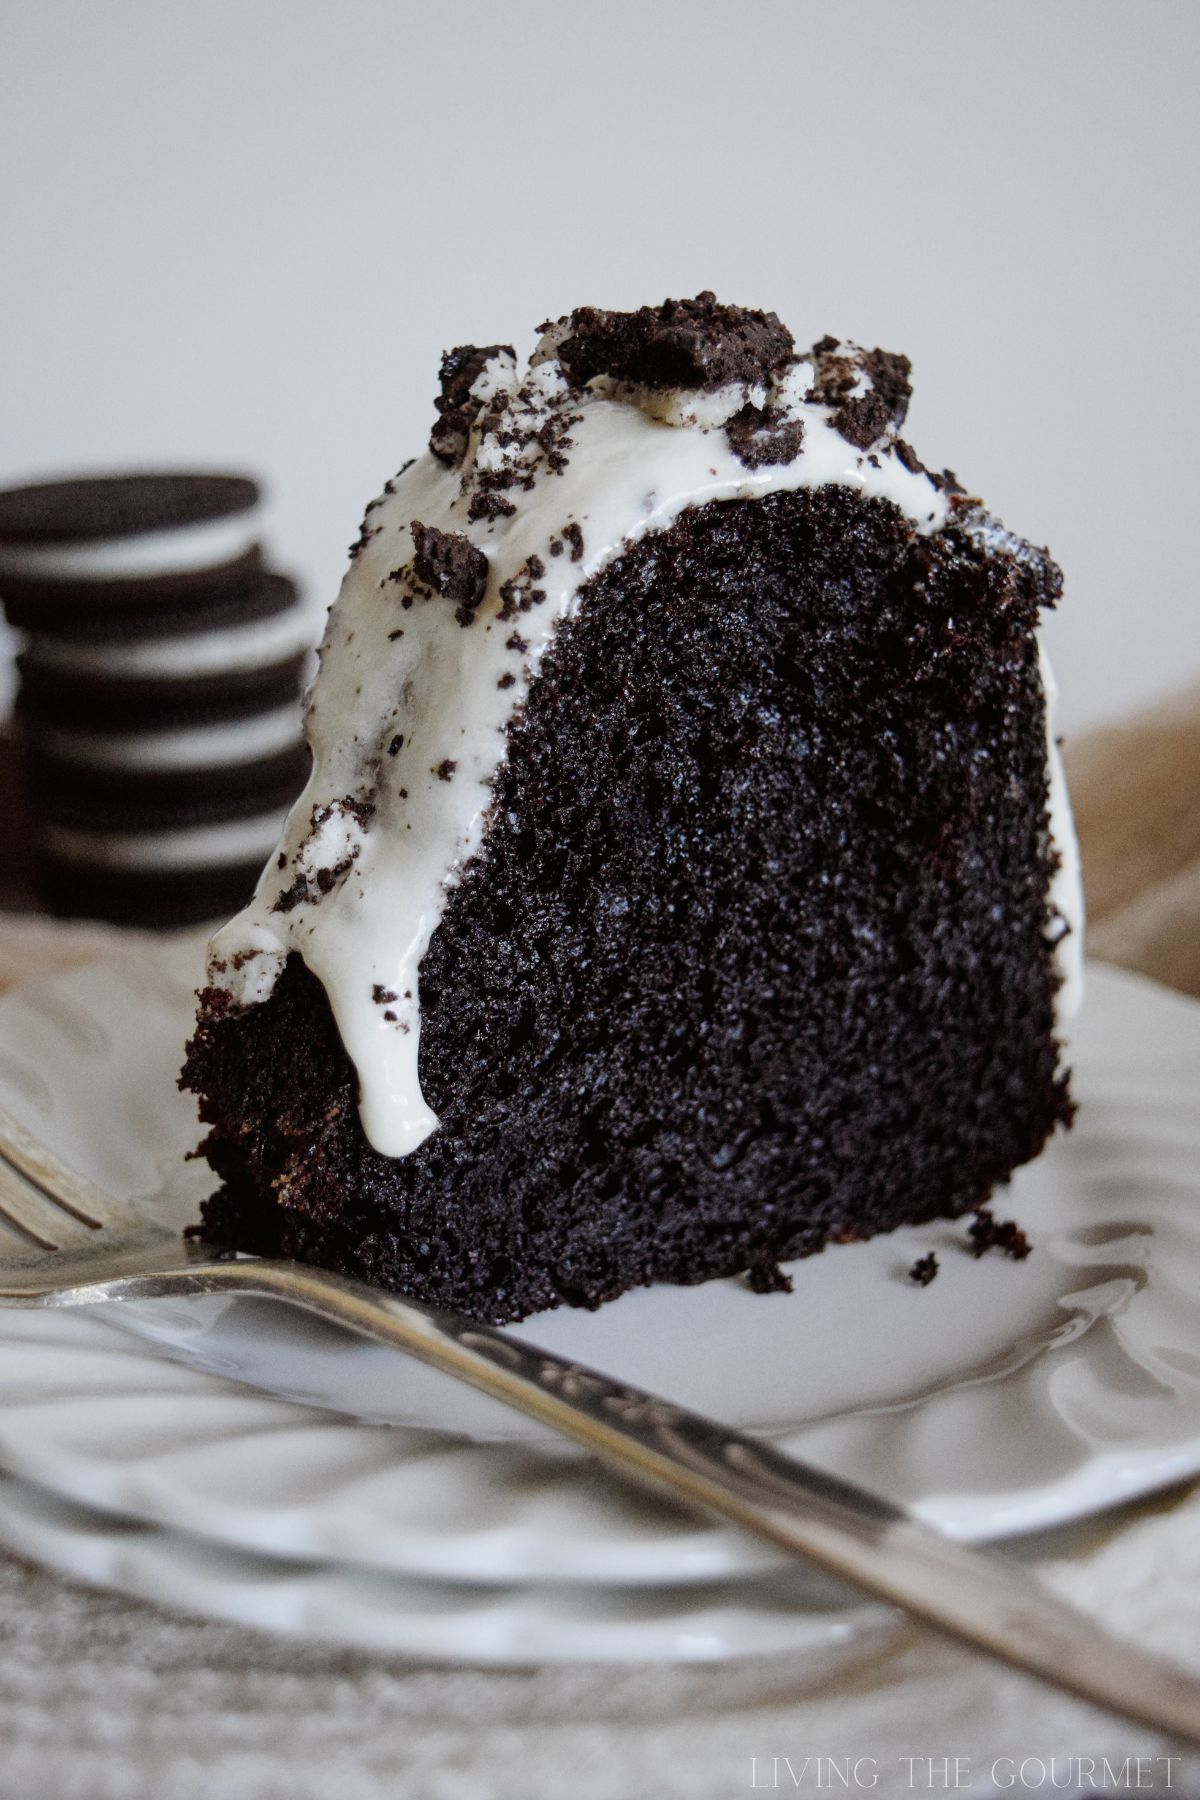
left=208, top=332, right=1080, bottom=1160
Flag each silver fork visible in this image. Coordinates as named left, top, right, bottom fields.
left=0, top=1100, right=1198, bottom=1743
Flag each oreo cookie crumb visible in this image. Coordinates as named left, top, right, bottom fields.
left=909, top=1252, right=939, bottom=1286
left=562, top=521, right=584, bottom=562
left=410, top=521, right=488, bottom=625
left=967, top=1208, right=1032, bottom=1261
left=745, top=1260, right=794, bottom=1295
left=347, top=521, right=382, bottom=561
left=467, top=492, right=518, bottom=523
left=894, top=438, right=926, bottom=475
left=430, top=344, right=515, bottom=466
left=552, top=292, right=795, bottom=393
left=497, top=555, right=548, bottom=621
left=372, top=985, right=399, bottom=1004
left=725, top=402, right=805, bottom=470
left=807, top=341, right=912, bottom=451
left=271, top=798, right=373, bottom=913
left=435, top=758, right=457, bottom=781
left=386, top=734, right=404, bottom=756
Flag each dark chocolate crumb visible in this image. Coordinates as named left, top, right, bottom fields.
left=552, top=292, right=795, bottom=393
left=894, top=438, right=926, bottom=475
left=725, top=402, right=805, bottom=470
left=497, top=671, right=516, bottom=689
left=745, top=1260, right=794, bottom=1295
left=271, top=798, right=374, bottom=914
left=430, top=343, right=514, bottom=466
left=909, top=1252, right=939, bottom=1286
left=562, top=521, right=584, bottom=562
left=967, top=1208, right=1032, bottom=1261
left=497, top=555, right=549, bottom=620
left=386, top=734, right=404, bottom=756
left=410, top=521, right=489, bottom=625
left=435, top=759, right=457, bottom=781
left=372, top=985, right=399, bottom=1005
left=387, top=628, right=404, bottom=641
left=549, top=537, right=564, bottom=557
left=467, top=491, right=517, bottom=523
left=505, top=631, right=529, bottom=654
left=806, top=340, right=912, bottom=451
left=383, top=1010, right=397, bottom=1022
left=347, top=521, right=382, bottom=561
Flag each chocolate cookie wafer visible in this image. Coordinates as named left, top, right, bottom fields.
left=34, top=807, right=294, bottom=928
left=0, top=472, right=263, bottom=628
left=16, top=572, right=312, bottom=729
left=0, top=468, right=314, bottom=925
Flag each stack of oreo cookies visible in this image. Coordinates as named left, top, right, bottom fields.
left=0, top=472, right=312, bottom=925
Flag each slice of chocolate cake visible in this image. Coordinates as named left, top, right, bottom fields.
left=181, top=294, right=1083, bottom=1323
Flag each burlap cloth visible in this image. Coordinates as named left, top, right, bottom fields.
left=1, top=687, right=1198, bottom=1800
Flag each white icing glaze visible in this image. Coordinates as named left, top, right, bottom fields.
left=34, top=704, right=303, bottom=773
left=40, top=808, right=290, bottom=872
left=210, top=341, right=952, bottom=1158
left=23, top=604, right=314, bottom=679
left=0, top=510, right=259, bottom=583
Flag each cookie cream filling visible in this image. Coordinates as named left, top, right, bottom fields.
left=40, top=808, right=290, bottom=872
left=0, top=510, right=261, bottom=584
left=23, top=605, right=314, bottom=679
left=208, top=331, right=1078, bottom=1160
left=35, top=704, right=303, bottom=773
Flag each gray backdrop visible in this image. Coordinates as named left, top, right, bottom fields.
left=1, top=0, right=1196, bottom=732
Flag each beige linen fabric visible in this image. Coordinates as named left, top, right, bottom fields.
left=0, top=688, right=1198, bottom=1799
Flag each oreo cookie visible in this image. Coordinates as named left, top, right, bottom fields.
left=30, top=736, right=311, bottom=831
left=34, top=812, right=290, bottom=928
left=16, top=571, right=311, bottom=725
left=0, top=468, right=311, bottom=928
left=0, top=472, right=263, bottom=628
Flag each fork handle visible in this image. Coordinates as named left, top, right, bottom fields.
left=71, top=1254, right=1200, bottom=1744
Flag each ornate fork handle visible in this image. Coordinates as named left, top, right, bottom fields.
left=59, top=1253, right=1200, bottom=1745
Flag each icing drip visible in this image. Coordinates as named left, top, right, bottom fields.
left=208, top=323, right=1074, bottom=1160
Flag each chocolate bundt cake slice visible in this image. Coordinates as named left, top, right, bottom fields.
left=181, top=294, right=1082, bottom=1323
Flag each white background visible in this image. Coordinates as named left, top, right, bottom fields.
left=1, top=0, right=1196, bottom=733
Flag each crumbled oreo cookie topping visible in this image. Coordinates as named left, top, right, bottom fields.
left=272, top=798, right=374, bottom=913
left=725, top=400, right=806, bottom=470
left=745, top=1260, right=795, bottom=1295
left=410, top=521, right=489, bottom=625
left=806, top=338, right=913, bottom=450
left=909, top=1252, right=940, bottom=1286
left=497, top=554, right=547, bottom=620
left=461, top=377, right=583, bottom=521
left=430, top=344, right=515, bottom=466
left=550, top=292, right=795, bottom=393
left=347, top=519, right=382, bottom=561
left=467, top=492, right=517, bottom=523
left=967, top=1207, right=1032, bottom=1260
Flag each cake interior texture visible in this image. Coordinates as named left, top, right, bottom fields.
left=183, top=463, right=1074, bottom=1321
